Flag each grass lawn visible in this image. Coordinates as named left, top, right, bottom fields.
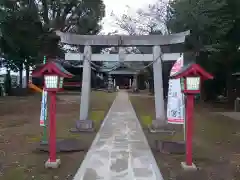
left=0, top=91, right=116, bottom=180
left=130, top=95, right=240, bottom=180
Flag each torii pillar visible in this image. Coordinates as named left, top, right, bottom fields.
left=79, top=46, right=92, bottom=121
left=70, top=45, right=94, bottom=132
left=152, top=46, right=165, bottom=127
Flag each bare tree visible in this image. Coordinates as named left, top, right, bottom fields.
left=109, top=0, right=169, bottom=93
left=138, top=0, right=170, bottom=35
left=111, top=0, right=169, bottom=35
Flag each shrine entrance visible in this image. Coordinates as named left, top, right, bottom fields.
left=56, top=30, right=190, bottom=127
left=115, top=75, right=132, bottom=89
left=107, top=66, right=137, bottom=89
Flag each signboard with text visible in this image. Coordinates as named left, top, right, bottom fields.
left=40, top=90, right=47, bottom=126
left=167, top=56, right=185, bottom=124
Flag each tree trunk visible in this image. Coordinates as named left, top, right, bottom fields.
left=19, top=63, right=23, bottom=88
left=25, top=63, right=30, bottom=86
left=225, top=56, right=234, bottom=106
left=5, top=69, right=11, bottom=95
left=226, top=72, right=235, bottom=103
left=149, top=77, right=154, bottom=94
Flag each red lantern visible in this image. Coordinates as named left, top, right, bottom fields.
left=44, top=75, right=64, bottom=91
left=171, top=63, right=213, bottom=169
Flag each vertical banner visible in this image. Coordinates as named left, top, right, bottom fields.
left=40, top=90, right=47, bottom=126
left=40, top=56, right=47, bottom=127
left=167, top=55, right=185, bottom=124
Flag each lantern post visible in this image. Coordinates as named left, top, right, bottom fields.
left=183, top=76, right=201, bottom=169
left=171, top=63, right=213, bottom=170
left=32, top=62, right=73, bottom=168
left=43, top=75, right=63, bottom=167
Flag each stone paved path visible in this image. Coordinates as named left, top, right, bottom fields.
left=73, top=91, right=164, bottom=180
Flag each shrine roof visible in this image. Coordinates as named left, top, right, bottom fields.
left=171, top=63, right=213, bottom=80
left=32, top=61, right=73, bottom=78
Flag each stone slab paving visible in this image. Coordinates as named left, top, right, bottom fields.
left=73, top=91, right=164, bottom=180
left=214, top=112, right=240, bottom=121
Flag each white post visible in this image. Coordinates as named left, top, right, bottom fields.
left=79, top=46, right=92, bottom=120
left=108, top=74, right=113, bottom=92
left=113, top=78, right=116, bottom=87
left=135, top=75, right=138, bottom=89
left=129, top=78, right=132, bottom=87
left=119, top=47, right=125, bottom=63
left=153, top=46, right=165, bottom=124
left=132, top=75, right=138, bottom=89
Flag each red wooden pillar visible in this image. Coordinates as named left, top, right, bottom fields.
left=186, top=94, right=194, bottom=165
left=49, top=91, right=57, bottom=162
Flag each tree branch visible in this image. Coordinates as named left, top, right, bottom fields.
left=40, top=0, right=49, bottom=26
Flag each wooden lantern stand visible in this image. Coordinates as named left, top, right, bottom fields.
left=32, top=62, right=73, bottom=168
left=171, top=63, right=213, bottom=170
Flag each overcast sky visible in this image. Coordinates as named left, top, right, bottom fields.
left=102, top=0, right=158, bottom=33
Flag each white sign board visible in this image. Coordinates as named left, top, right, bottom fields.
left=167, top=56, right=185, bottom=124
left=40, top=90, right=47, bottom=126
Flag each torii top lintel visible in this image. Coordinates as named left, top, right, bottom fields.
left=55, top=30, right=190, bottom=46
left=32, top=62, right=73, bottom=78
left=171, top=63, right=213, bottom=80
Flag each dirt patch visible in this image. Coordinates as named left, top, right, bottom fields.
left=0, top=91, right=116, bottom=180
left=130, top=95, right=240, bottom=180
